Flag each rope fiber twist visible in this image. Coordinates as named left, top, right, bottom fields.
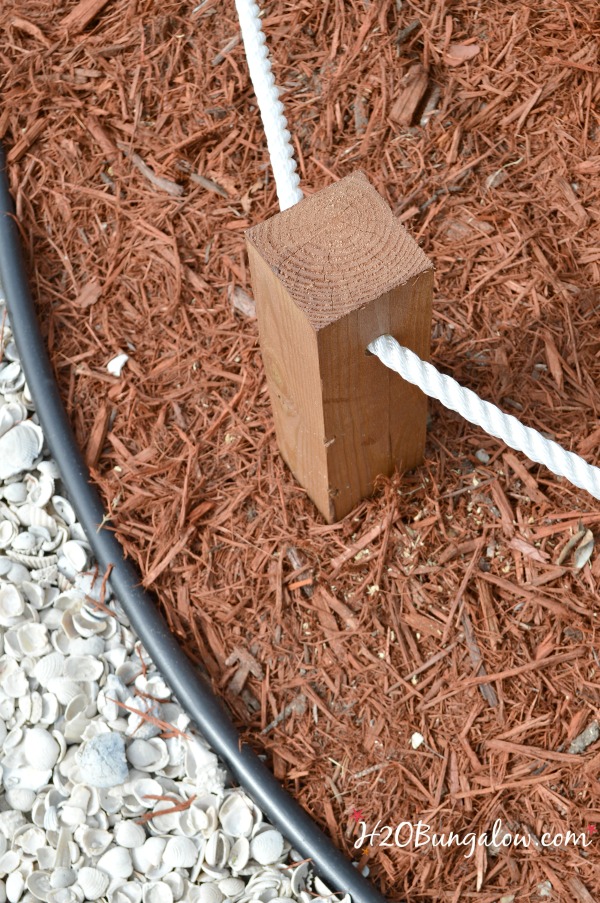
left=368, top=335, right=600, bottom=502
left=234, top=0, right=303, bottom=211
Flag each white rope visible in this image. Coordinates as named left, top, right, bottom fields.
left=234, top=0, right=303, bottom=211
left=368, top=335, right=600, bottom=502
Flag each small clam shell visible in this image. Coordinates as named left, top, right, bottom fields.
left=24, top=727, right=61, bottom=770
left=0, top=519, right=18, bottom=548
left=162, top=836, right=198, bottom=869
left=76, top=732, right=129, bottom=788
left=17, top=621, right=51, bottom=656
left=290, top=861, right=310, bottom=895
left=217, top=877, right=245, bottom=898
left=0, top=583, right=25, bottom=623
left=64, top=655, right=104, bottom=681
left=6, top=871, right=26, bottom=902
left=228, top=836, right=250, bottom=872
left=131, top=837, right=167, bottom=873
left=250, top=829, right=284, bottom=866
left=97, top=845, right=134, bottom=879
left=46, top=678, right=83, bottom=706
left=114, top=820, right=146, bottom=849
left=33, top=653, right=65, bottom=688
left=74, top=827, right=112, bottom=858
left=195, top=885, right=224, bottom=903
left=112, top=883, right=143, bottom=903
left=0, top=420, right=43, bottom=479
left=61, top=540, right=89, bottom=574
left=142, top=883, right=173, bottom=903
left=26, top=870, right=54, bottom=902
left=49, top=867, right=76, bottom=889
left=17, top=503, right=57, bottom=536
left=77, top=866, right=110, bottom=901
left=26, top=474, right=55, bottom=507
left=51, top=495, right=76, bottom=526
left=219, top=792, right=254, bottom=838
left=204, top=831, right=230, bottom=869
left=5, top=787, right=36, bottom=812
left=126, top=738, right=169, bottom=772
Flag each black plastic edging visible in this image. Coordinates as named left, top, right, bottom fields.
left=0, top=145, right=391, bottom=903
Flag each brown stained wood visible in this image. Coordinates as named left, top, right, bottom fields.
left=246, top=171, right=433, bottom=522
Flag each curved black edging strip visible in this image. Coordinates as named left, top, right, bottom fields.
left=0, top=146, right=390, bottom=903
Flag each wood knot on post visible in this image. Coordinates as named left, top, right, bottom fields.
left=246, top=170, right=434, bottom=523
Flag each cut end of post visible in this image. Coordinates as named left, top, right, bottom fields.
left=247, top=170, right=432, bottom=330
left=246, top=170, right=434, bottom=522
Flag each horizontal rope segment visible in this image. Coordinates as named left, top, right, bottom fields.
left=368, top=334, right=600, bottom=502
left=234, top=0, right=303, bottom=211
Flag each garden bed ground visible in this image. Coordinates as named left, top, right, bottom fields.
left=1, top=0, right=600, bottom=899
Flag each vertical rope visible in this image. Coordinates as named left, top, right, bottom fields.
left=234, top=0, right=303, bottom=211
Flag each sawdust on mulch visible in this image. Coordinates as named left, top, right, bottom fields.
left=1, top=0, right=600, bottom=899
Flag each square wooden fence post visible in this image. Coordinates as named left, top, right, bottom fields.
left=246, top=170, right=433, bottom=523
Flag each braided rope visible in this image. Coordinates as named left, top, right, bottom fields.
left=234, top=0, right=303, bottom=211
left=368, top=335, right=600, bottom=502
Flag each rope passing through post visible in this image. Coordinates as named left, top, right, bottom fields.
left=368, top=334, right=600, bottom=502
left=234, top=0, right=303, bottom=211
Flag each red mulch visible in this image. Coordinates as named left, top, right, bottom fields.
left=1, top=0, right=600, bottom=899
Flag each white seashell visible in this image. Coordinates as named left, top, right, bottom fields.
left=0, top=421, right=43, bottom=479
left=49, top=868, right=76, bottom=889
left=228, top=836, right=250, bottom=872
left=43, top=807, right=60, bottom=832
left=0, top=583, right=25, bottom=623
left=114, top=820, right=146, bottom=849
left=0, top=519, right=18, bottom=547
left=17, top=620, right=51, bottom=656
left=290, top=861, right=309, bottom=895
left=0, top=659, right=29, bottom=697
left=107, top=353, right=129, bottom=377
left=26, top=473, right=55, bottom=507
left=250, top=829, right=284, bottom=866
left=162, top=836, right=198, bottom=869
left=142, top=884, right=172, bottom=903
left=26, top=869, right=54, bottom=901
left=126, top=738, right=169, bottom=772
left=14, top=823, right=46, bottom=857
left=51, top=496, right=76, bottom=526
left=33, top=653, right=65, bottom=687
left=78, top=866, right=110, bottom=901
left=195, top=885, right=224, bottom=903
left=0, top=401, right=27, bottom=437
left=5, top=787, right=36, bottom=812
left=162, top=874, right=184, bottom=902
left=217, top=877, right=245, bottom=898
left=31, top=564, right=59, bottom=586
left=76, top=732, right=129, bottom=788
left=40, top=692, right=60, bottom=725
left=219, top=792, right=254, bottom=838
left=24, top=727, right=61, bottom=770
left=75, top=827, right=112, bottom=858
left=64, top=656, right=104, bottom=682
left=128, top=777, right=164, bottom=808
left=17, top=504, right=56, bottom=536
left=112, top=883, right=143, bottom=903
left=61, top=541, right=89, bottom=574
left=131, top=837, right=167, bottom=873
left=21, top=580, right=50, bottom=610
left=0, top=849, right=21, bottom=872
left=6, top=870, right=25, bottom=902
left=204, top=832, right=230, bottom=869
left=46, top=678, right=83, bottom=706
left=97, top=845, right=133, bottom=879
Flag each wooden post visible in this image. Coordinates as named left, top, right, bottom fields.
left=246, top=170, right=433, bottom=523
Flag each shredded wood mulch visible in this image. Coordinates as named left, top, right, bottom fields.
left=2, top=0, right=600, bottom=899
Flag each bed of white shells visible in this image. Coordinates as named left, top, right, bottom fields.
left=0, top=296, right=352, bottom=903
